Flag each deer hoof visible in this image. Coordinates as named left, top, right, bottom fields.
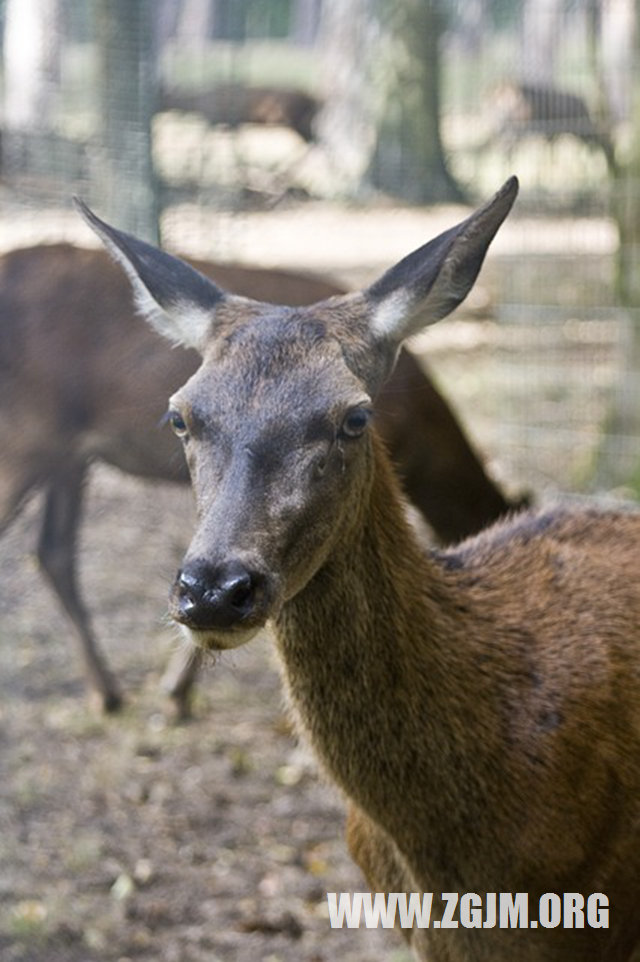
left=92, top=688, right=123, bottom=714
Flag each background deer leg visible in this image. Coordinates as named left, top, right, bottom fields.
left=37, top=463, right=122, bottom=712
left=160, top=643, right=204, bottom=719
left=0, top=473, right=39, bottom=538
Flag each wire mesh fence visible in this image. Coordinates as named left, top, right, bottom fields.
left=1, top=0, right=639, bottom=498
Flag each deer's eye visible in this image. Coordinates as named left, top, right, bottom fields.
left=168, top=410, right=188, bottom=438
left=340, top=407, right=372, bottom=439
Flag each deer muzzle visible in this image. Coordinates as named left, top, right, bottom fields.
left=170, top=558, right=271, bottom=650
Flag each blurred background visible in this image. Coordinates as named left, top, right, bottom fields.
left=1, top=0, right=639, bottom=497
left=2, top=3, right=640, bottom=961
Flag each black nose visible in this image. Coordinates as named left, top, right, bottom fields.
left=172, top=559, right=264, bottom=630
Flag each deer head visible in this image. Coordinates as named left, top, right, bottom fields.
left=75, top=177, right=517, bottom=652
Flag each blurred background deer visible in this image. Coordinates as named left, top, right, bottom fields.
left=0, top=242, right=525, bottom=713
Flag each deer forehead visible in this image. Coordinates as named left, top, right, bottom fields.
left=172, top=308, right=372, bottom=429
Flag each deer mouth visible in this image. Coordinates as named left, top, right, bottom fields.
left=178, top=621, right=265, bottom=652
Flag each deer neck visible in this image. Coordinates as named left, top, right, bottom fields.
left=273, top=433, right=492, bottom=866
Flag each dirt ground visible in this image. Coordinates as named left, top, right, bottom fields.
left=0, top=193, right=444, bottom=962
left=0, top=466, right=407, bottom=962
left=0, top=192, right=628, bottom=962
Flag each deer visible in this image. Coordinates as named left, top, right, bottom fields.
left=0, top=243, right=524, bottom=716
left=76, top=175, right=640, bottom=960
left=159, top=83, right=321, bottom=144
left=489, top=81, right=616, bottom=173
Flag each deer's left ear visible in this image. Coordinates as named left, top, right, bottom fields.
left=74, top=198, right=231, bottom=352
left=365, top=176, right=518, bottom=348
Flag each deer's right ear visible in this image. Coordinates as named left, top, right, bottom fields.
left=73, top=198, right=226, bottom=352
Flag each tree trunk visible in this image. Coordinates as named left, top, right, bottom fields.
left=592, top=0, right=640, bottom=492
left=599, top=0, right=635, bottom=124
left=291, top=0, right=323, bottom=45
left=2, top=0, right=64, bottom=186
left=2, top=0, right=61, bottom=129
left=315, top=0, right=379, bottom=196
left=596, top=164, right=640, bottom=492
left=175, top=0, right=216, bottom=42
left=317, top=0, right=463, bottom=203
left=367, top=0, right=464, bottom=203
left=93, top=0, right=160, bottom=243
left=518, top=0, right=564, bottom=84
